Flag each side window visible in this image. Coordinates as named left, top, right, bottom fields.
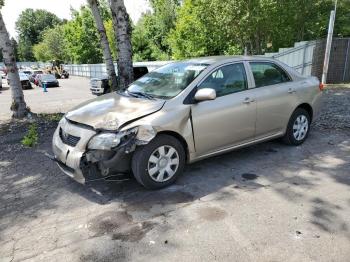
left=250, top=62, right=291, bottom=88
left=198, top=63, right=247, bottom=97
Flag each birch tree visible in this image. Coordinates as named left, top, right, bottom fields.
left=109, top=0, right=133, bottom=90
left=88, top=0, right=118, bottom=90
left=0, top=2, right=28, bottom=118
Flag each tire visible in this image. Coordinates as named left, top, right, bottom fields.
left=131, top=134, right=186, bottom=189
left=283, top=108, right=311, bottom=146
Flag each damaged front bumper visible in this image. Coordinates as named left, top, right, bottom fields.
left=51, top=118, right=156, bottom=184
left=52, top=118, right=96, bottom=183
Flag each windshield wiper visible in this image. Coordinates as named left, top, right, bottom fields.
left=126, top=90, right=156, bottom=100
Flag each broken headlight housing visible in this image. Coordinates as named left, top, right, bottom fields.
left=87, top=126, right=157, bottom=151
left=88, top=128, right=138, bottom=150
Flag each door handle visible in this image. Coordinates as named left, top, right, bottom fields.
left=288, top=88, right=296, bottom=94
left=243, top=97, right=255, bottom=104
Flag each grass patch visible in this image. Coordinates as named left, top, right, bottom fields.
left=21, top=123, right=39, bottom=147
left=37, top=113, right=63, bottom=122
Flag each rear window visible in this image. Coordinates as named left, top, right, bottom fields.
left=250, top=62, right=291, bottom=87
left=42, top=74, right=56, bottom=81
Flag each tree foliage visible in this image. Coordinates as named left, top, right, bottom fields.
left=62, top=7, right=103, bottom=63
left=132, top=0, right=180, bottom=61
left=169, top=0, right=350, bottom=59
left=15, top=9, right=61, bottom=60
left=33, top=26, right=67, bottom=62
left=12, top=0, right=350, bottom=63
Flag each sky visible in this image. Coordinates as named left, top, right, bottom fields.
left=2, top=0, right=151, bottom=39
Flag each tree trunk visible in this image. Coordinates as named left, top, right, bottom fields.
left=0, top=11, right=28, bottom=118
left=88, top=0, right=118, bottom=90
left=109, top=0, right=133, bottom=90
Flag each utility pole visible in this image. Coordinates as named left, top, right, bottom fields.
left=321, top=0, right=338, bottom=84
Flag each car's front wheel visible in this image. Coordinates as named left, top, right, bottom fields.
left=283, top=108, right=311, bottom=145
left=131, top=134, right=186, bottom=189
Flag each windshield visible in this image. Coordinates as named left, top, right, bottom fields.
left=42, top=74, right=56, bottom=81
left=34, top=71, right=43, bottom=74
left=22, top=71, right=31, bottom=75
left=19, top=72, right=27, bottom=78
left=126, top=62, right=208, bottom=99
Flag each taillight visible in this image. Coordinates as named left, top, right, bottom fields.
left=319, top=83, right=324, bottom=91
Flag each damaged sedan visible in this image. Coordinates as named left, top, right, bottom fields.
left=51, top=56, right=323, bottom=189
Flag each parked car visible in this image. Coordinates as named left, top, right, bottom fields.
left=31, top=70, right=43, bottom=83
left=34, top=74, right=41, bottom=86
left=50, top=56, right=323, bottom=189
left=90, top=66, right=149, bottom=95
left=37, top=74, right=59, bottom=87
left=7, top=72, right=32, bottom=89
left=0, top=70, right=6, bottom=79
left=22, top=70, right=32, bottom=77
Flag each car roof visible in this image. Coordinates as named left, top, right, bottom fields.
left=184, top=55, right=278, bottom=65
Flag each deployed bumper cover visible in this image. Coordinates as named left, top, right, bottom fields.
left=52, top=118, right=96, bottom=183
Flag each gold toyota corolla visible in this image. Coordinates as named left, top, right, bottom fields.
left=51, top=56, right=323, bottom=189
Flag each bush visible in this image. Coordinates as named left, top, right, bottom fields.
left=21, top=123, right=39, bottom=147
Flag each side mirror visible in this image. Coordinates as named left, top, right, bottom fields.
left=194, top=88, right=216, bottom=102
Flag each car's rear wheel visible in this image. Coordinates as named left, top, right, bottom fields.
left=131, top=134, right=186, bottom=189
left=283, top=108, right=310, bottom=145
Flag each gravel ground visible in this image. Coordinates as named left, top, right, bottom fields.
left=0, top=87, right=349, bottom=262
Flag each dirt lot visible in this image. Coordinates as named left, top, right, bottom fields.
left=0, top=77, right=94, bottom=121
left=0, top=87, right=349, bottom=262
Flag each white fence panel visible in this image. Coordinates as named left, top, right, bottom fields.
left=64, top=61, right=171, bottom=78
left=0, top=61, right=51, bottom=69
left=264, top=41, right=316, bottom=76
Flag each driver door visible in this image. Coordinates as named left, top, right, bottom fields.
left=191, top=62, right=257, bottom=156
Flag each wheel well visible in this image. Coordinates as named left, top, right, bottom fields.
left=157, top=131, right=189, bottom=162
left=297, top=103, right=313, bottom=122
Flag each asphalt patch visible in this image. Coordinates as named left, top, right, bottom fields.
left=88, top=211, right=132, bottom=238
left=88, top=210, right=157, bottom=242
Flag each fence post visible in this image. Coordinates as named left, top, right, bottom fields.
left=301, top=43, right=308, bottom=75
left=343, top=39, right=350, bottom=82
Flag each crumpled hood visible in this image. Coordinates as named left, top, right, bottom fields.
left=66, top=92, right=165, bottom=130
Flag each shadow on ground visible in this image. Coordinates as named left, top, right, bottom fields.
left=0, top=88, right=350, bottom=260
left=1, top=120, right=349, bottom=242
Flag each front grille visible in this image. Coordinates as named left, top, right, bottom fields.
left=59, top=128, right=80, bottom=147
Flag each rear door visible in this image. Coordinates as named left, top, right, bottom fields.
left=191, top=62, right=257, bottom=156
left=248, top=62, right=299, bottom=138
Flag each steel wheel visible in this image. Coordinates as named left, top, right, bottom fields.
left=293, top=115, right=309, bottom=141
left=147, top=145, right=179, bottom=182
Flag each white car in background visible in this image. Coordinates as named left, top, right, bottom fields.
left=7, top=72, right=33, bottom=89
left=0, top=71, right=6, bottom=79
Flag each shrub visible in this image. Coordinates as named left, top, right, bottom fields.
left=21, top=123, right=39, bottom=147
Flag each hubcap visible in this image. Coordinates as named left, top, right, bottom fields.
left=147, top=145, right=179, bottom=182
left=293, top=115, right=309, bottom=141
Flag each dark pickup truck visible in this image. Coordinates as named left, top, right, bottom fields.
left=90, top=66, right=148, bottom=95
